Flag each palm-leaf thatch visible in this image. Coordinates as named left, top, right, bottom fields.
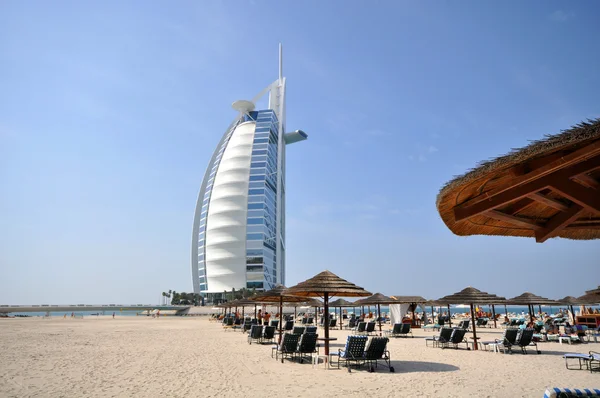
left=328, top=298, right=355, bottom=307
left=282, top=270, right=372, bottom=298
left=390, top=295, right=428, bottom=304
left=437, top=287, right=506, bottom=350
left=558, top=296, right=587, bottom=305
left=436, top=118, right=600, bottom=242
left=577, top=286, right=600, bottom=304
left=353, top=293, right=397, bottom=305
left=437, top=287, right=506, bottom=304
left=249, top=284, right=307, bottom=303
left=506, top=292, right=559, bottom=306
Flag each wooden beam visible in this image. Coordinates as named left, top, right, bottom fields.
left=454, top=155, right=600, bottom=222
left=535, top=205, right=585, bottom=243
left=486, top=210, right=543, bottom=230
left=455, top=143, right=600, bottom=213
left=566, top=223, right=600, bottom=229
left=551, top=179, right=600, bottom=214
left=573, top=174, right=599, bottom=189
left=504, top=198, right=536, bottom=215
left=526, top=193, right=569, bottom=211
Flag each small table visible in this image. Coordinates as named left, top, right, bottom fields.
left=469, top=337, right=481, bottom=350
left=559, top=336, right=572, bottom=345
left=317, top=337, right=338, bottom=360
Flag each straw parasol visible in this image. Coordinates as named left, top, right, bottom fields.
left=354, top=293, right=397, bottom=335
left=577, top=286, right=600, bottom=304
left=329, top=298, right=355, bottom=330
left=437, top=287, right=507, bottom=350
left=282, top=270, right=371, bottom=356
left=436, top=119, right=600, bottom=242
left=249, top=285, right=306, bottom=349
left=390, top=295, right=428, bottom=328
left=506, top=292, right=559, bottom=322
left=423, top=300, right=450, bottom=326
left=229, top=298, right=258, bottom=320
left=558, top=296, right=587, bottom=319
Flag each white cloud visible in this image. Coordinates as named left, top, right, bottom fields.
left=549, top=10, right=574, bottom=22
left=428, top=146, right=439, bottom=153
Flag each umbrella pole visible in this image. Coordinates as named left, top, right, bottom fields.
left=431, top=306, right=434, bottom=321
left=411, top=305, right=416, bottom=328
left=254, top=304, right=257, bottom=320
left=294, top=306, right=297, bottom=322
left=504, top=304, right=507, bottom=316
left=570, top=305, right=575, bottom=323
left=528, top=305, right=534, bottom=322
left=538, top=305, right=542, bottom=315
left=492, top=304, right=497, bottom=328
left=469, top=303, right=478, bottom=350
left=378, top=303, right=382, bottom=336
left=340, top=307, right=343, bottom=330
left=324, top=293, right=330, bottom=356
left=447, top=304, right=452, bottom=326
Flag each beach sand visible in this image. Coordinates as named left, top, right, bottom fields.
left=0, top=316, right=597, bottom=397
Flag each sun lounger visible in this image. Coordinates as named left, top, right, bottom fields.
left=331, top=335, right=368, bottom=372
left=262, top=326, right=276, bottom=344
left=563, top=353, right=593, bottom=370
left=284, top=320, right=294, bottom=331
left=329, top=319, right=337, bottom=328
left=513, top=328, right=541, bottom=354
left=272, top=333, right=301, bottom=363
left=295, top=332, right=318, bottom=363
left=365, top=322, right=376, bottom=335
left=386, top=323, right=413, bottom=338
left=543, top=388, right=600, bottom=398
left=458, top=320, right=470, bottom=330
left=247, top=325, right=263, bottom=344
left=292, top=326, right=305, bottom=334
left=347, top=319, right=357, bottom=329
left=425, top=327, right=453, bottom=348
left=305, top=326, right=317, bottom=334
left=363, top=337, right=394, bottom=372
left=355, top=321, right=367, bottom=334
left=440, top=328, right=468, bottom=350
left=270, top=319, right=279, bottom=328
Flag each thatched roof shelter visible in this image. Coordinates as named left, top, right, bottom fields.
left=437, top=119, right=600, bottom=242
left=558, top=296, right=587, bottom=305
left=577, top=286, right=600, bottom=304
left=283, top=270, right=371, bottom=356
left=328, top=298, right=355, bottom=307
left=390, top=295, right=428, bottom=304
left=506, top=292, right=559, bottom=306
left=354, top=293, right=397, bottom=335
left=438, top=287, right=507, bottom=350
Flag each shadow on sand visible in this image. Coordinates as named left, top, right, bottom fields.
left=391, top=360, right=460, bottom=373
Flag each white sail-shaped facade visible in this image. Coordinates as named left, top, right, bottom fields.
left=191, top=49, right=307, bottom=295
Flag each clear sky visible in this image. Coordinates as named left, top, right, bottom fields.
left=1, top=1, right=599, bottom=305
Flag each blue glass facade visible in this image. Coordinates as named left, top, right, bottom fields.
left=245, top=110, right=279, bottom=291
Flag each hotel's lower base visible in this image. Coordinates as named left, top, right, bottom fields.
left=1, top=317, right=597, bottom=397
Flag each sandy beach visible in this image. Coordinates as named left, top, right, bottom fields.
left=0, top=316, right=597, bottom=397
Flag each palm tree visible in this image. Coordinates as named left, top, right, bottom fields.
left=161, top=292, right=167, bottom=305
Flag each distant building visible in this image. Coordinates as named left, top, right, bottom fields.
left=191, top=45, right=307, bottom=299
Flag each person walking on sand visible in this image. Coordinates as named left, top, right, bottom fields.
left=257, top=309, right=263, bottom=325
left=112, top=312, right=115, bottom=319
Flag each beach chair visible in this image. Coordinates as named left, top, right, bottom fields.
left=425, top=327, right=453, bottom=348
left=295, top=332, right=319, bottom=364
left=386, top=323, right=413, bottom=338
left=355, top=322, right=367, bottom=334
left=262, top=326, right=276, bottom=344
left=513, top=328, right=541, bottom=354
left=301, top=317, right=307, bottom=325
left=348, top=319, right=357, bottom=329
left=591, top=351, right=600, bottom=373
left=247, top=325, right=263, bottom=345
left=284, top=320, right=294, bottom=331
left=329, top=319, right=337, bottom=328
left=270, top=319, right=279, bottom=328
left=363, top=337, right=394, bottom=372
left=492, top=327, right=520, bottom=353
left=563, top=353, right=593, bottom=370
left=441, top=328, right=469, bottom=350
left=292, top=326, right=305, bottom=334
left=305, top=326, right=317, bottom=334
left=543, top=387, right=600, bottom=397
left=272, top=333, right=301, bottom=363
left=223, top=317, right=235, bottom=330
left=307, top=317, right=314, bottom=325
left=365, top=322, right=376, bottom=335
left=458, top=320, right=470, bottom=330
left=242, top=320, right=253, bottom=333
left=331, top=335, right=368, bottom=372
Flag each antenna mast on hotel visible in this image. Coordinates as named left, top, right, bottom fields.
left=279, top=43, right=283, bottom=84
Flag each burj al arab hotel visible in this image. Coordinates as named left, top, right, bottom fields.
left=191, top=45, right=307, bottom=298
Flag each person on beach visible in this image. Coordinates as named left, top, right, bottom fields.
left=264, top=312, right=271, bottom=325
left=257, top=310, right=263, bottom=325
left=112, top=312, right=115, bottom=319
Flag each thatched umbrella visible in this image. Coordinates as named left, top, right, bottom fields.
left=329, top=298, right=355, bottom=330
left=558, top=296, right=587, bottom=320
left=282, top=270, right=371, bottom=356
left=249, top=285, right=306, bottom=348
left=299, top=298, right=323, bottom=324
left=230, top=298, right=257, bottom=321
left=437, top=287, right=506, bottom=350
left=436, top=118, right=600, bottom=243
left=354, top=293, right=397, bottom=335
left=390, top=295, right=428, bottom=327
left=577, top=286, right=600, bottom=304
left=506, top=292, right=559, bottom=322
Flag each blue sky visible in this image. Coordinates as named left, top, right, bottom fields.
left=1, top=1, right=599, bottom=304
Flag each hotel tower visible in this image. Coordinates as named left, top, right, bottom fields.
left=191, top=45, right=307, bottom=298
